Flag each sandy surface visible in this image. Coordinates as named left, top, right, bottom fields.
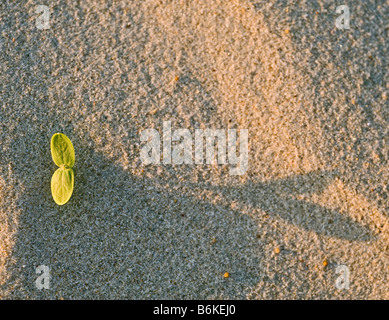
left=0, top=0, right=388, bottom=299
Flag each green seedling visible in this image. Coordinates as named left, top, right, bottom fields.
left=50, top=133, right=75, bottom=205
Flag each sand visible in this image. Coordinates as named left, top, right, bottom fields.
left=0, top=0, right=388, bottom=299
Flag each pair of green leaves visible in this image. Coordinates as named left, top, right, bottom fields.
left=51, top=133, right=75, bottom=205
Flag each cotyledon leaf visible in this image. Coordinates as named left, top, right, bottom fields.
left=51, top=133, right=75, bottom=167
left=51, top=168, right=74, bottom=205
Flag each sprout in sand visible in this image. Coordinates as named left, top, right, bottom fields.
left=50, top=133, right=75, bottom=205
